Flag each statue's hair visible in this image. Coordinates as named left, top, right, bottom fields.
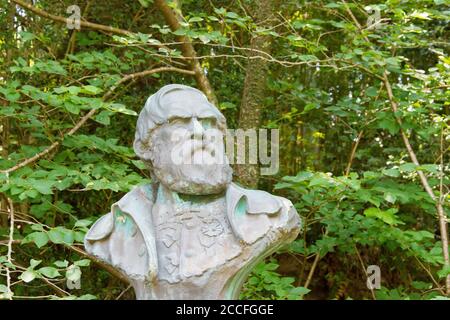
left=133, top=84, right=226, bottom=161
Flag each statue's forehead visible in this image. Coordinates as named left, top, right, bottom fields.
left=160, top=90, right=221, bottom=119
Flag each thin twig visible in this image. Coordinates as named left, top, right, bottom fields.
left=304, top=253, right=320, bottom=289
left=116, top=284, right=132, bottom=300
left=6, top=196, right=14, bottom=300
left=413, top=255, right=446, bottom=296
left=354, top=245, right=376, bottom=300
left=344, top=130, right=363, bottom=176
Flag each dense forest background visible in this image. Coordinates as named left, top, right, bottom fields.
left=0, top=0, right=449, bottom=300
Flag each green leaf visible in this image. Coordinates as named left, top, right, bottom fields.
left=74, top=259, right=90, bottom=267
left=81, top=85, right=103, bottom=95
left=33, top=180, right=54, bottom=195
left=437, top=266, right=450, bottom=279
left=107, top=103, right=137, bottom=116
left=5, top=91, right=20, bottom=102
left=384, top=193, right=397, bottom=204
left=303, top=103, right=320, bottom=113
left=417, top=164, right=439, bottom=174
left=68, top=86, right=81, bottom=95
left=366, top=86, right=378, bottom=97
left=378, top=117, right=400, bottom=135
left=325, top=2, right=342, bottom=8
left=189, top=17, right=204, bottom=23
left=172, top=29, right=188, bottom=36
left=94, top=110, right=112, bottom=125
left=297, top=55, right=318, bottom=62
left=38, top=267, right=61, bottom=278
left=289, top=286, right=311, bottom=297
left=74, top=219, right=93, bottom=228
left=75, top=231, right=85, bottom=243
left=19, top=31, right=36, bottom=42
left=399, top=163, right=417, bottom=172
left=54, top=260, right=69, bottom=268
left=64, top=101, right=80, bottom=114
left=382, top=168, right=400, bottom=177
left=364, top=207, right=403, bottom=226
left=48, top=228, right=75, bottom=245
left=410, top=11, right=432, bottom=20
left=131, top=160, right=146, bottom=170
left=219, top=102, right=236, bottom=110
left=30, top=259, right=42, bottom=269
left=48, top=229, right=64, bottom=244
left=308, top=175, right=332, bottom=187
left=30, top=224, right=46, bottom=232
left=138, top=0, right=151, bottom=7
left=23, top=232, right=49, bottom=248
left=20, top=270, right=38, bottom=283
left=411, top=281, right=432, bottom=290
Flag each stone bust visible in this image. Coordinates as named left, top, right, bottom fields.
left=84, top=84, right=301, bottom=299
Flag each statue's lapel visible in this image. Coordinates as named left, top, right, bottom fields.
left=226, top=183, right=282, bottom=244
left=114, top=184, right=158, bottom=282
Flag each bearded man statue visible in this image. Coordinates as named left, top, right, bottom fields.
left=84, top=84, right=301, bottom=299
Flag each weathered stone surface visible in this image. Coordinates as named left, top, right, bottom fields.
left=84, top=84, right=301, bottom=299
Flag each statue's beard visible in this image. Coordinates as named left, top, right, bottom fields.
left=149, top=138, right=232, bottom=195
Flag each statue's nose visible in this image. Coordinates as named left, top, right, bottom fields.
left=190, top=117, right=204, bottom=140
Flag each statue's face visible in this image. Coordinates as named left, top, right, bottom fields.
left=147, top=91, right=232, bottom=195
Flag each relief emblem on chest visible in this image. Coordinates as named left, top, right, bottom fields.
left=155, top=205, right=242, bottom=281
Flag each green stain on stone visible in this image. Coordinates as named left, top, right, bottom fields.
left=114, top=208, right=135, bottom=237
left=235, top=197, right=247, bottom=217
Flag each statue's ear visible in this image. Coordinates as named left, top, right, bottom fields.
left=133, top=137, right=153, bottom=162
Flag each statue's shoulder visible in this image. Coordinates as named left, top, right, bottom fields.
left=84, top=184, right=158, bottom=282
left=226, top=183, right=301, bottom=244
left=85, top=184, right=154, bottom=241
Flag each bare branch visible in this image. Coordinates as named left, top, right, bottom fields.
left=154, top=0, right=218, bottom=105
left=68, top=245, right=129, bottom=284
left=354, top=245, right=376, bottom=300
left=304, top=253, right=320, bottom=289
left=345, top=130, right=364, bottom=176
left=11, top=0, right=132, bottom=36
left=5, top=197, right=14, bottom=300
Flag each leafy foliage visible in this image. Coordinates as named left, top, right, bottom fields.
left=0, top=0, right=449, bottom=299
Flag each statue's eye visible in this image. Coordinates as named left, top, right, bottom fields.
left=199, top=118, right=216, bottom=129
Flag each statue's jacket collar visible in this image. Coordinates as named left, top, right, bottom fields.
left=85, top=182, right=285, bottom=283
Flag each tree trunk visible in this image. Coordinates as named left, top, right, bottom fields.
left=234, top=0, right=274, bottom=188
left=1, top=3, right=16, bottom=227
